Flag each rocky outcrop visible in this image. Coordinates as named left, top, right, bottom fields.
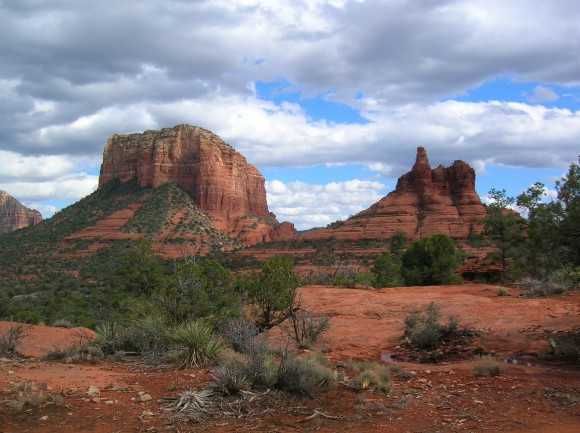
left=99, top=125, right=295, bottom=245
left=302, top=147, right=486, bottom=241
left=0, top=191, right=42, bottom=234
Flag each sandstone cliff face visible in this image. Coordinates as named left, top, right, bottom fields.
left=302, top=147, right=486, bottom=241
left=99, top=125, right=295, bottom=245
left=0, top=191, right=42, bottom=234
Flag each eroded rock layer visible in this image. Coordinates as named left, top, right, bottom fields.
left=0, top=191, right=42, bottom=234
left=99, top=125, right=295, bottom=245
left=302, top=147, right=486, bottom=241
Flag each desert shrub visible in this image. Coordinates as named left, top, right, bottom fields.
left=211, top=336, right=335, bottom=397
left=5, top=381, right=65, bottom=413
left=52, top=319, right=74, bottom=328
left=242, top=256, right=299, bottom=330
left=372, top=252, right=403, bottom=288
left=220, top=318, right=260, bottom=354
left=211, top=346, right=278, bottom=394
left=403, top=303, right=463, bottom=351
left=472, top=357, right=501, bottom=377
left=519, top=268, right=578, bottom=297
left=497, top=287, right=510, bottom=296
left=216, top=319, right=277, bottom=389
left=275, top=350, right=336, bottom=396
left=171, top=320, right=224, bottom=368
left=211, top=356, right=251, bottom=395
left=287, top=309, right=330, bottom=349
left=158, top=257, right=240, bottom=326
left=402, top=235, right=463, bottom=286
left=546, top=331, right=580, bottom=364
left=0, top=324, right=27, bottom=358
left=96, top=316, right=172, bottom=357
left=348, top=361, right=391, bottom=394
left=44, top=343, right=104, bottom=363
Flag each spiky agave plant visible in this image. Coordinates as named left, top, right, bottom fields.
left=172, top=321, right=224, bottom=368
left=171, top=388, right=214, bottom=421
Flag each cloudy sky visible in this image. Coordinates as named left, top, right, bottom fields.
left=1, top=0, right=579, bottom=229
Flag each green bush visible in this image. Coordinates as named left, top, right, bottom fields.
left=157, top=257, right=240, bottom=325
left=402, top=235, right=463, bottom=286
left=403, top=303, right=463, bottom=351
left=371, top=252, right=403, bottom=288
left=275, top=351, right=336, bottom=396
left=242, top=256, right=299, bottom=330
left=96, top=316, right=172, bottom=357
left=348, top=361, right=391, bottom=394
left=44, top=343, right=104, bottom=363
left=171, top=321, right=224, bottom=368
left=333, top=270, right=374, bottom=288
left=112, top=240, right=167, bottom=296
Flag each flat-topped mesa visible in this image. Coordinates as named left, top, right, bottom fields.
left=98, top=124, right=295, bottom=244
left=0, top=191, right=42, bottom=234
left=302, top=147, right=486, bottom=241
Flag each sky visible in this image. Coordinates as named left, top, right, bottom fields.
left=0, top=0, right=579, bottom=230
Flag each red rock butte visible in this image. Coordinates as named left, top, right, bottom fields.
left=0, top=190, right=42, bottom=234
left=98, top=124, right=295, bottom=245
left=301, top=146, right=487, bottom=241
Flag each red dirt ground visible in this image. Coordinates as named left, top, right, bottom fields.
left=1, top=284, right=579, bottom=433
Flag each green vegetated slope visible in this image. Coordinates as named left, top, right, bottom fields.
left=0, top=179, right=146, bottom=275
left=0, top=181, right=239, bottom=322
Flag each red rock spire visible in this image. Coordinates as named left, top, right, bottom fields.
left=413, top=146, right=431, bottom=171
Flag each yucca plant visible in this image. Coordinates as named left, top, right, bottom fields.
left=172, top=321, right=224, bottom=368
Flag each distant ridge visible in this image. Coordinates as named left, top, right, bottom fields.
left=0, top=190, right=42, bottom=234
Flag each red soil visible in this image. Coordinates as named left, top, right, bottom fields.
left=286, top=284, right=580, bottom=361
left=1, top=284, right=579, bottom=433
left=0, top=322, right=95, bottom=358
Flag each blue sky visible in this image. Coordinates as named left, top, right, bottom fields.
left=1, top=1, right=579, bottom=229
left=260, top=76, right=573, bottom=212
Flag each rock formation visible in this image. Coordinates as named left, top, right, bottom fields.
left=98, top=124, right=295, bottom=245
left=0, top=191, right=42, bottom=234
left=302, top=147, right=486, bottom=241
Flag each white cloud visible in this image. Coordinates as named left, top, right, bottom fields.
left=0, top=173, right=98, bottom=202
left=21, top=202, right=59, bottom=218
left=526, top=86, right=559, bottom=104
left=2, top=0, right=580, bottom=221
left=0, top=150, right=75, bottom=182
left=31, top=96, right=580, bottom=172
left=266, top=179, right=385, bottom=230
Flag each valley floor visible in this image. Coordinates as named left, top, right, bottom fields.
left=1, top=284, right=579, bottom=433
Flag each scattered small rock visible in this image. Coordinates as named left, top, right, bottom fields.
left=138, top=392, right=153, bottom=402
left=87, top=386, right=100, bottom=397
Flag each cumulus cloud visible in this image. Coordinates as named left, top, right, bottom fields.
left=266, top=179, right=385, bottom=230
left=21, top=202, right=59, bottom=219
left=526, top=86, right=559, bottom=104
left=0, top=150, right=75, bottom=182
left=1, top=0, right=580, bottom=220
left=27, top=95, right=580, bottom=172
left=0, top=173, right=98, bottom=202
